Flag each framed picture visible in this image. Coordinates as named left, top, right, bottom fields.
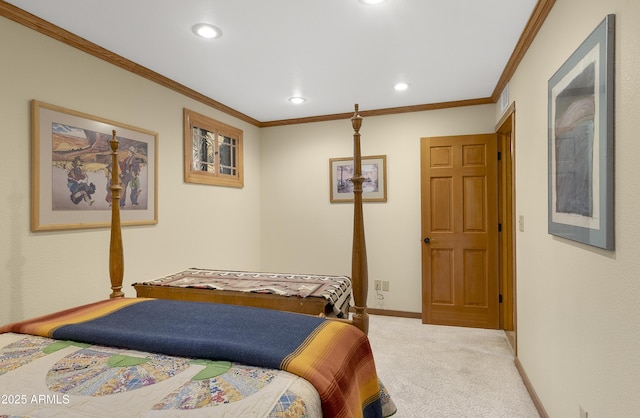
left=31, top=100, right=158, bottom=231
left=330, top=155, right=387, bottom=203
left=548, top=15, right=615, bottom=250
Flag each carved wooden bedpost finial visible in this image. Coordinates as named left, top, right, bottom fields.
left=350, top=104, right=369, bottom=335
left=351, top=104, right=362, bottom=132
left=109, top=130, right=125, bottom=298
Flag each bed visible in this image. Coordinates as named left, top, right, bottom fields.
left=0, top=105, right=394, bottom=417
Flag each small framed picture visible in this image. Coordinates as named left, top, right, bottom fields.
left=329, top=155, right=387, bottom=203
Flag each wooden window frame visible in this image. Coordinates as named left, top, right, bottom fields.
left=183, top=108, right=244, bottom=188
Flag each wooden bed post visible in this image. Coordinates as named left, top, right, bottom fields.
left=109, top=130, right=125, bottom=298
left=350, top=105, right=369, bottom=335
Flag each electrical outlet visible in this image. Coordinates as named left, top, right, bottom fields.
left=382, top=281, right=389, bottom=291
left=374, top=280, right=381, bottom=291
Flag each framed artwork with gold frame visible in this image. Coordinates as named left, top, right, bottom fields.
left=31, top=100, right=158, bottom=231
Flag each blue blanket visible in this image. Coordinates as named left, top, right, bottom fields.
left=52, top=299, right=325, bottom=370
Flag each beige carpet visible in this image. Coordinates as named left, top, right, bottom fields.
left=367, top=315, right=540, bottom=418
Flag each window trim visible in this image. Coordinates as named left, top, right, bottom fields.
left=183, top=108, right=244, bottom=188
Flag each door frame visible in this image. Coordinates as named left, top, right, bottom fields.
left=496, top=102, right=517, bottom=353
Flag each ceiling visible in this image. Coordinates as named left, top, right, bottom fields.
left=4, top=0, right=539, bottom=124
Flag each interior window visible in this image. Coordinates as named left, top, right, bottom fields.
left=184, top=109, right=243, bottom=188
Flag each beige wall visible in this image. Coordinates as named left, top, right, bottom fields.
left=506, top=0, right=640, bottom=416
left=0, top=17, right=263, bottom=324
left=259, top=106, right=496, bottom=313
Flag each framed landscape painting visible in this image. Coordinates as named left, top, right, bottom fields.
left=31, top=100, right=158, bottom=231
left=547, top=15, right=615, bottom=250
left=330, top=155, right=387, bottom=203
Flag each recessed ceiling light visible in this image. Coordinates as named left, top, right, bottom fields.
left=359, top=0, right=389, bottom=5
left=192, top=23, right=222, bottom=39
left=288, top=96, right=307, bottom=104
left=394, top=82, right=410, bottom=91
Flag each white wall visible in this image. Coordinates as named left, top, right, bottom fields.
left=260, top=106, right=497, bottom=313
left=0, top=17, right=263, bottom=325
left=506, top=0, right=640, bottom=416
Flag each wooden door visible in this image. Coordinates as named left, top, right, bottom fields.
left=420, top=134, right=499, bottom=329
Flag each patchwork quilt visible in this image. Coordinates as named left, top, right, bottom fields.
left=0, top=332, right=321, bottom=417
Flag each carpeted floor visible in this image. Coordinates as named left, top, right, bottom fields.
left=367, top=315, right=540, bottom=418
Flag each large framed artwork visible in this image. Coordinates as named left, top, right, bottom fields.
left=31, top=100, right=158, bottom=231
left=330, top=155, right=387, bottom=203
left=548, top=15, right=615, bottom=250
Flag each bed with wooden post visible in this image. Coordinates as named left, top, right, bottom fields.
left=129, top=104, right=370, bottom=334
left=0, top=105, right=393, bottom=417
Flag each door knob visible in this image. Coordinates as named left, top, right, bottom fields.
left=423, top=237, right=431, bottom=244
